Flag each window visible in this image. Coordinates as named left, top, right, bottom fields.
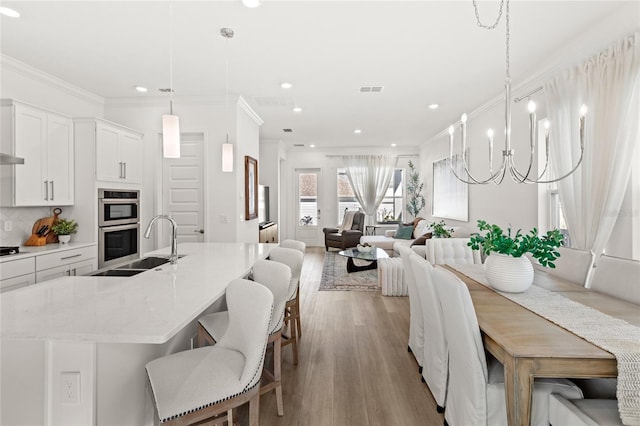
left=298, top=172, right=318, bottom=226
left=336, top=168, right=404, bottom=224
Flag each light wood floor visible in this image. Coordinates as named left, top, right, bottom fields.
left=256, top=247, right=444, bottom=426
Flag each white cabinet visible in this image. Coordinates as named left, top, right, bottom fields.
left=92, top=120, right=143, bottom=184
left=35, top=245, right=97, bottom=283
left=0, top=100, right=74, bottom=206
left=0, top=257, right=36, bottom=293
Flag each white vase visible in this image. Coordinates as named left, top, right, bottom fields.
left=485, top=253, right=533, bottom=293
left=58, top=235, right=71, bottom=244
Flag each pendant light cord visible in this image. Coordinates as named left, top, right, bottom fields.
left=225, top=34, right=230, bottom=143
left=169, top=1, right=174, bottom=114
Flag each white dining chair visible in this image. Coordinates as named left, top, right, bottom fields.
left=537, top=246, right=594, bottom=287
left=425, top=237, right=482, bottom=265
left=397, top=245, right=424, bottom=371
left=432, top=266, right=584, bottom=426
left=549, top=394, right=622, bottom=426
left=409, top=251, right=447, bottom=413
left=268, top=246, right=304, bottom=364
left=146, top=279, right=273, bottom=425
left=196, top=259, right=291, bottom=416
left=589, top=254, right=640, bottom=304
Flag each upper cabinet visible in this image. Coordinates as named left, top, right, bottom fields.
left=0, top=100, right=74, bottom=206
left=88, top=119, right=143, bottom=184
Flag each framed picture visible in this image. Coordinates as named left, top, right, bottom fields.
left=432, top=153, right=469, bottom=221
left=245, top=156, right=258, bottom=220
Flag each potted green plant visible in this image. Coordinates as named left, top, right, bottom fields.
left=51, top=218, right=78, bottom=244
left=429, top=220, right=453, bottom=238
left=468, top=220, right=563, bottom=293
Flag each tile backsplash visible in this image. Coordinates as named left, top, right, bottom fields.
left=0, top=207, right=54, bottom=246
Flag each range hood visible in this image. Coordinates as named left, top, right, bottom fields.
left=0, top=153, right=24, bottom=165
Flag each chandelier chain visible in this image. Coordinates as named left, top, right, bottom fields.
left=472, top=0, right=505, bottom=30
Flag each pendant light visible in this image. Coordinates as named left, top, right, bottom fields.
left=221, top=27, right=234, bottom=172
left=162, top=2, right=180, bottom=158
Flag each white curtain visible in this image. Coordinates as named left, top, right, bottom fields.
left=343, top=155, right=398, bottom=225
left=544, top=33, right=640, bottom=260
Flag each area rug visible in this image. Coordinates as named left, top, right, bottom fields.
left=319, top=251, right=380, bottom=291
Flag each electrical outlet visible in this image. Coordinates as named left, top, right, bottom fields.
left=3, top=220, right=12, bottom=232
left=219, top=215, right=228, bottom=224
left=60, top=371, right=80, bottom=404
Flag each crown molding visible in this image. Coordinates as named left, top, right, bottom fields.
left=238, top=96, right=264, bottom=126
left=1, top=54, right=104, bottom=106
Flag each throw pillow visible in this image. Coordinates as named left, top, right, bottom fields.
left=394, top=223, right=414, bottom=240
left=411, top=232, right=433, bottom=246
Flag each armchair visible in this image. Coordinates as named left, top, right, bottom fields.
left=323, top=211, right=365, bottom=251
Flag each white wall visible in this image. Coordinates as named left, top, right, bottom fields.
left=259, top=139, right=285, bottom=232
left=104, top=95, right=262, bottom=251
left=419, top=2, right=640, bottom=255
left=0, top=56, right=104, bottom=246
left=280, top=147, right=419, bottom=247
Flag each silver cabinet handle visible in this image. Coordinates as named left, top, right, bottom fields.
left=123, top=162, right=127, bottom=179
left=50, top=181, right=54, bottom=201
left=118, top=162, right=123, bottom=178
left=44, top=180, right=49, bottom=200
left=61, top=253, right=82, bottom=260
left=194, top=229, right=204, bottom=234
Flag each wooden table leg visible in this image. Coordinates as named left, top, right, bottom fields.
left=504, top=356, right=535, bottom=426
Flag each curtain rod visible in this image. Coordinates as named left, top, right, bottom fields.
left=325, top=154, right=418, bottom=158
left=514, top=86, right=543, bottom=103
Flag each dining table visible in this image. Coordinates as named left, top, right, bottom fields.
left=444, top=263, right=640, bottom=426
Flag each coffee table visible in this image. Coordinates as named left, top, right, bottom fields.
left=338, top=247, right=389, bottom=273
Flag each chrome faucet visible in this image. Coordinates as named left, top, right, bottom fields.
left=144, top=215, right=179, bottom=264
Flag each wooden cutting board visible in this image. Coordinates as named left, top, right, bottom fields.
left=24, top=208, right=62, bottom=246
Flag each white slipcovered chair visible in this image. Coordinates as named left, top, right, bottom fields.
left=537, top=246, right=594, bottom=287
left=549, top=394, right=622, bottom=426
left=409, top=252, right=448, bottom=413
left=589, top=254, right=640, bottom=304
left=196, top=259, right=291, bottom=416
left=425, top=237, right=482, bottom=265
left=397, top=245, right=424, bottom=371
left=432, top=266, right=584, bottom=426
left=268, top=246, right=304, bottom=364
left=146, top=279, right=274, bottom=425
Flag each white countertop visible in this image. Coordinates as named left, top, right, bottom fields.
left=0, top=242, right=96, bottom=263
left=0, top=242, right=275, bottom=344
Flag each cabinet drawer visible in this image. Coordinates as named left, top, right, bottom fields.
left=1, top=273, right=36, bottom=292
left=0, top=257, right=35, bottom=280
left=36, top=246, right=96, bottom=271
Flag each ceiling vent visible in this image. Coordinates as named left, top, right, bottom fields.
left=283, top=129, right=293, bottom=133
left=359, top=86, right=384, bottom=93
left=293, top=144, right=304, bottom=147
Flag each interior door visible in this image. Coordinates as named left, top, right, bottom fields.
left=295, top=168, right=322, bottom=247
left=162, top=133, right=205, bottom=245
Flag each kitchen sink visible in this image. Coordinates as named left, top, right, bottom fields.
left=92, top=269, right=145, bottom=277
left=92, top=255, right=186, bottom=277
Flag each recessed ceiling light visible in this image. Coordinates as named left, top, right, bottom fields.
left=428, top=103, right=439, bottom=109
left=354, top=129, right=362, bottom=134
left=293, top=107, right=302, bottom=113
left=280, top=82, right=293, bottom=89
left=310, top=144, right=316, bottom=148
left=135, top=86, right=148, bottom=93
left=241, top=0, right=261, bottom=7
left=0, top=7, right=20, bottom=18
left=391, top=143, right=397, bottom=147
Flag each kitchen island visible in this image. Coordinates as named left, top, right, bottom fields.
left=1, top=242, right=276, bottom=425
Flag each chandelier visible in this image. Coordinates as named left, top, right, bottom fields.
left=448, top=0, right=586, bottom=184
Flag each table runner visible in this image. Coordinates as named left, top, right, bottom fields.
left=448, top=263, right=640, bottom=426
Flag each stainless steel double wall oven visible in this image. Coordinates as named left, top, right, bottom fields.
left=98, top=189, right=140, bottom=269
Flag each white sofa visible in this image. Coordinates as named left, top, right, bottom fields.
left=360, top=220, right=469, bottom=257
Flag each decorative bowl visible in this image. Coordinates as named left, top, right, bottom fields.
left=357, top=244, right=374, bottom=253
